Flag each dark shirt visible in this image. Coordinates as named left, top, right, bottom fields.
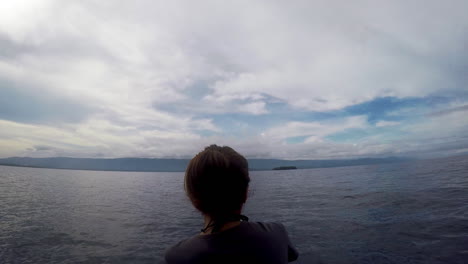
left=165, top=221, right=299, bottom=264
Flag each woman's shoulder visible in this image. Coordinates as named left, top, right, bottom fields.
left=165, top=221, right=286, bottom=249
left=165, top=222, right=294, bottom=263
left=165, top=235, right=209, bottom=263
left=240, top=221, right=291, bottom=243
left=244, top=221, right=288, bottom=233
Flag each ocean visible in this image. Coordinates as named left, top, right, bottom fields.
left=1, top=155, right=467, bottom=263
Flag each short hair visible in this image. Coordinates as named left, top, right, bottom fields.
left=185, top=145, right=250, bottom=217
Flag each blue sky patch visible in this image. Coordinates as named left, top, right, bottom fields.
left=285, top=135, right=309, bottom=144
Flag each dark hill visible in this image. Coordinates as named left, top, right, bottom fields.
left=0, top=156, right=409, bottom=172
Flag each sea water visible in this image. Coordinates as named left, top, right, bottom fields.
left=1, top=155, right=467, bottom=263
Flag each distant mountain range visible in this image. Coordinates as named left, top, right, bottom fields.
left=0, top=156, right=410, bottom=172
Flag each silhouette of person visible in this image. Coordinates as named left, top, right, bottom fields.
left=165, top=145, right=299, bottom=264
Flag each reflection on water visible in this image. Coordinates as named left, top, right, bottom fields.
left=1, top=155, right=467, bottom=263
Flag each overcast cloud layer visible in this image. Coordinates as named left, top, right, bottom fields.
left=0, top=0, right=467, bottom=159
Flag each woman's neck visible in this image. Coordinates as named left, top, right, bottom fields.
left=201, top=211, right=242, bottom=235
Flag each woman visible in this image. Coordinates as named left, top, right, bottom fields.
left=165, top=145, right=299, bottom=264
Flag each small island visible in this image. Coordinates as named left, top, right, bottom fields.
left=272, top=166, right=297, bottom=170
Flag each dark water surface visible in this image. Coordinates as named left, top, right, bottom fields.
left=1, top=155, right=467, bottom=263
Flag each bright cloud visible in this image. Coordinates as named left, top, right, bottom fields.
left=0, top=0, right=467, bottom=159
left=375, top=121, right=400, bottom=127
left=264, top=116, right=368, bottom=141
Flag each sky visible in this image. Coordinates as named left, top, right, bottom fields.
left=0, top=0, right=467, bottom=159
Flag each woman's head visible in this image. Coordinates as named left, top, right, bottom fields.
left=185, top=145, right=250, bottom=217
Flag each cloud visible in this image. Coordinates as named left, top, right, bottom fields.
left=0, top=0, right=467, bottom=159
left=428, top=104, right=468, bottom=117
left=0, top=119, right=212, bottom=158
left=263, top=116, right=368, bottom=141
left=375, top=121, right=400, bottom=127
left=199, top=1, right=468, bottom=111
left=0, top=77, right=94, bottom=124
